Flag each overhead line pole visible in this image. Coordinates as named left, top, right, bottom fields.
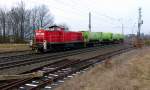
left=137, top=7, right=143, bottom=38
left=89, top=12, right=91, bottom=32
left=122, top=23, right=124, bottom=35
left=134, top=7, right=143, bottom=48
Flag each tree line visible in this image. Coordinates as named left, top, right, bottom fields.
left=0, top=1, right=54, bottom=43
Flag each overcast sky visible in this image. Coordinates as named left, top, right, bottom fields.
left=0, top=0, right=149, bottom=34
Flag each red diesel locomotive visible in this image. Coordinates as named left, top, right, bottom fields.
left=32, top=25, right=84, bottom=52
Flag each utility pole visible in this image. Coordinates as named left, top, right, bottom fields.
left=137, top=7, right=143, bottom=38
left=89, top=12, right=91, bottom=32
left=122, top=23, right=124, bottom=35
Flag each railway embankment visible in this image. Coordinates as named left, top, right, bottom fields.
left=55, top=47, right=150, bottom=90
left=0, top=44, right=31, bottom=53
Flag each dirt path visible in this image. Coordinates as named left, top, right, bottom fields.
left=55, top=47, right=150, bottom=90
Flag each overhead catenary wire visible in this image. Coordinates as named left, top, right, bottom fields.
left=43, top=0, right=137, bottom=33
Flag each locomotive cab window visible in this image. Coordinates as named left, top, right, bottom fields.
left=49, top=25, right=64, bottom=31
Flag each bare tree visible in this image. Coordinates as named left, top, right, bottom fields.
left=30, top=6, right=38, bottom=38
left=0, top=8, right=7, bottom=42
left=7, top=1, right=28, bottom=42
left=24, top=10, right=32, bottom=39
left=30, top=5, right=54, bottom=36
left=17, top=1, right=26, bottom=40
left=0, top=1, right=55, bottom=43
left=37, top=5, right=54, bottom=29
left=31, top=7, right=38, bottom=29
left=8, top=8, right=20, bottom=42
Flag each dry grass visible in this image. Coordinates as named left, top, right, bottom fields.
left=0, top=44, right=31, bottom=52
left=144, top=40, right=150, bottom=46
left=55, top=47, right=150, bottom=90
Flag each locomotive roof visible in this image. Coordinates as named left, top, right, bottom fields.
left=49, top=25, right=62, bottom=28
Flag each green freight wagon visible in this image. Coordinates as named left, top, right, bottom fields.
left=89, top=32, right=102, bottom=41
left=112, top=33, right=124, bottom=42
left=101, top=32, right=113, bottom=41
left=112, top=33, right=120, bottom=41
left=81, top=31, right=90, bottom=42
left=81, top=31, right=102, bottom=42
left=81, top=31, right=123, bottom=44
left=98, top=32, right=103, bottom=41
left=118, top=34, right=124, bottom=41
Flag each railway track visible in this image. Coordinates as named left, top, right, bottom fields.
left=0, top=53, right=35, bottom=63
left=0, top=44, right=123, bottom=61
left=0, top=45, right=104, bottom=62
left=0, top=44, right=122, bottom=70
left=0, top=45, right=134, bottom=90
left=0, top=50, right=32, bottom=57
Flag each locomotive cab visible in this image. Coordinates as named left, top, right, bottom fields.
left=33, top=25, right=66, bottom=52
left=48, top=25, right=65, bottom=31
